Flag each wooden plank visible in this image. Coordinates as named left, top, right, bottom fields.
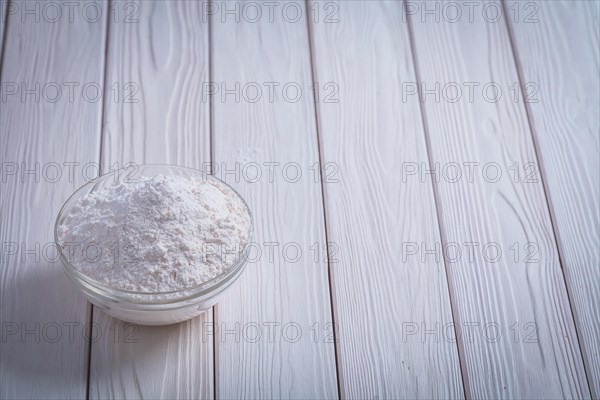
left=309, top=1, right=464, bottom=398
left=506, top=1, right=600, bottom=396
left=100, top=0, right=210, bottom=167
left=88, top=1, right=213, bottom=398
left=407, top=1, right=590, bottom=398
left=210, top=3, right=338, bottom=398
left=0, top=3, right=107, bottom=398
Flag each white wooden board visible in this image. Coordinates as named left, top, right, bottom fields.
left=0, top=4, right=107, bottom=398
left=310, top=1, right=464, bottom=398
left=408, top=2, right=590, bottom=398
left=0, top=0, right=598, bottom=397
left=210, top=3, right=338, bottom=398
left=89, top=1, right=213, bottom=398
left=507, top=1, right=600, bottom=396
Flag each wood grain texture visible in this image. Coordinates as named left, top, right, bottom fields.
left=101, top=0, right=210, bottom=168
left=91, top=311, right=213, bottom=399
left=210, top=3, right=338, bottom=398
left=89, top=1, right=213, bottom=398
left=408, top=1, right=590, bottom=398
left=0, top=4, right=107, bottom=398
left=507, top=1, right=600, bottom=396
left=309, top=1, right=464, bottom=398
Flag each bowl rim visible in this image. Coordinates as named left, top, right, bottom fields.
left=54, top=163, right=254, bottom=302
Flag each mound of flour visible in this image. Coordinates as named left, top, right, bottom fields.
left=57, top=174, right=251, bottom=292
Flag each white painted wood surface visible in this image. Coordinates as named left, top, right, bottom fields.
left=210, top=3, right=338, bottom=398
left=507, top=1, right=600, bottom=396
left=89, top=1, right=213, bottom=398
left=309, top=1, right=464, bottom=398
left=100, top=0, right=210, bottom=168
left=408, top=2, right=590, bottom=398
left=0, top=4, right=107, bottom=398
left=0, top=1, right=598, bottom=398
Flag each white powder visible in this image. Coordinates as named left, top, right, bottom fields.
left=57, top=174, right=251, bottom=292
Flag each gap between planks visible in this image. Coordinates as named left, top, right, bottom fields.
left=85, top=3, right=114, bottom=398
left=403, top=2, right=470, bottom=397
left=304, top=0, right=343, bottom=397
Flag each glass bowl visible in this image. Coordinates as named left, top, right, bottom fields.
left=54, top=164, right=253, bottom=325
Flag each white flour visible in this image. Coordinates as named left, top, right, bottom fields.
left=57, top=175, right=251, bottom=292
